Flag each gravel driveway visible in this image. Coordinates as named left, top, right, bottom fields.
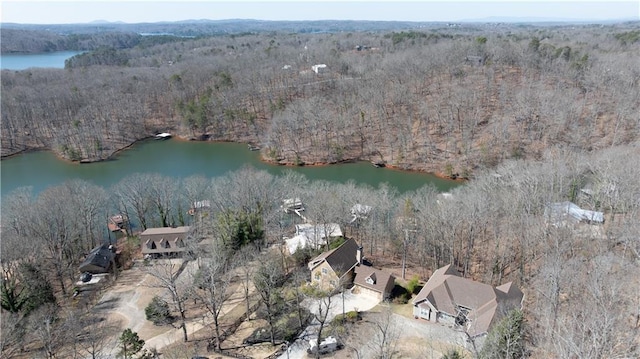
left=279, top=290, right=380, bottom=359
left=279, top=295, right=468, bottom=359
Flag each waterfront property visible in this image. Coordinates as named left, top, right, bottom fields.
left=140, top=226, right=191, bottom=257
left=412, top=264, right=524, bottom=338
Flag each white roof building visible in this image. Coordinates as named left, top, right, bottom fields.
left=311, top=64, right=327, bottom=74
left=285, top=223, right=343, bottom=254
left=545, top=201, right=604, bottom=225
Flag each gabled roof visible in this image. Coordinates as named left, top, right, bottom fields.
left=353, top=265, right=395, bottom=294
left=79, top=244, right=114, bottom=274
left=413, top=264, right=524, bottom=337
left=140, top=226, right=190, bottom=236
left=308, top=238, right=360, bottom=275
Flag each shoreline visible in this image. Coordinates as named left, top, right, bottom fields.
left=1, top=135, right=465, bottom=183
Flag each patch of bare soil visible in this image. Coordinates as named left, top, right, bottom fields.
left=329, top=304, right=470, bottom=359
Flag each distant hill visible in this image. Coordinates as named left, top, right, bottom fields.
left=458, top=16, right=639, bottom=24
left=0, top=19, right=433, bottom=37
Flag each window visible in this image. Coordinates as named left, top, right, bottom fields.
left=321, top=268, right=328, bottom=275
left=329, top=280, right=336, bottom=286
left=149, top=241, right=157, bottom=249
left=314, top=272, right=321, bottom=280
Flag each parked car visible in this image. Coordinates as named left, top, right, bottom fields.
left=307, top=336, right=343, bottom=356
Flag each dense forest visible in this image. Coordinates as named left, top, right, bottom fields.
left=2, top=22, right=638, bottom=177
left=1, top=20, right=640, bottom=358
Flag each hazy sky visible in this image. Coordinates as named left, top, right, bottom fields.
left=2, top=0, right=639, bottom=24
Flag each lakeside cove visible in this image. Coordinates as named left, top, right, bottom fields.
left=0, top=138, right=462, bottom=198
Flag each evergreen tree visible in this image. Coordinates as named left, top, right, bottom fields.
left=442, top=348, right=465, bottom=359
left=119, top=328, right=145, bottom=359
left=145, top=295, right=172, bottom=325
left=480, top=309, right=525, bottom=359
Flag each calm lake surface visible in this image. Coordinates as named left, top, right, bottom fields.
left=0, top=51, right=84, bottom=70
left=0, top=140, right=460, bottom=198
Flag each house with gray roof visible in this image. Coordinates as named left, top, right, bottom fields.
left=412, top=264, right=524, bottom=338
left=79, top=243, right=116, bottom=274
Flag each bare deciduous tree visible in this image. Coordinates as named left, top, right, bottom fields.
left=144, top=259, right=191, bottom=342
left=253, top=253, right=285, bottom=345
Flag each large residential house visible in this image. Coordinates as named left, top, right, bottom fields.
left=413, top=264, right=524, bottom=338
left=308, top=238, right=361, bottom=291
left=140, top=226, right=191, bottom=257
left=308, top=238, right=396, bottom=300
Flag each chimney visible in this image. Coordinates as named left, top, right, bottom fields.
left=356, top=246, right=363, bottom=265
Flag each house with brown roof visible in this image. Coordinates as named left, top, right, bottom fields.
left=140, top=226, right=191, bottom=257
left=308, top=238, right=362, bottom=292
left=412, top=264, right=524, bottom=337
left=353, top=265, right=395, bottom=302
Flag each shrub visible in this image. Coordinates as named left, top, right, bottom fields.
left=392, top=292, right=411, bottom=304
left=405, top=275, right=422, bottom=295
left=390, top=284, right=411, bottom=304
left=332, top=310, right=360, bottom=325
left=145, top=296, right=173, bottom=325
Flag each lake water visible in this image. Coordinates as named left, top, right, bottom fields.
left=0, top=140, right=460, bottom=197
left=0, top=51, right=84, bottom=70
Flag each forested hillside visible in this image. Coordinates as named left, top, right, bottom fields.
left=2, top=19, right=640, bottom=359
left=2, top=22, right=638, bottom=177
left=2, top=147, right=639, bottom=358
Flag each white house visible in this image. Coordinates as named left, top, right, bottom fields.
left=311, top=64, right=327, bottom=74
left=544, top=201, right=604, bottom=225
left=285, top=223, right=343, bottom=254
